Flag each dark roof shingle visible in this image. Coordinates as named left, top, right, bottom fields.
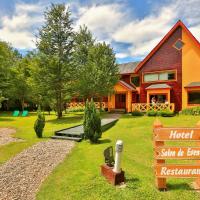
left=118, top=62, right=140, bottom=75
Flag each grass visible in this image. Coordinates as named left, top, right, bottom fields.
left=36, top=114, right=200, bottom=200
left=0, top=111, right=83, bottom=164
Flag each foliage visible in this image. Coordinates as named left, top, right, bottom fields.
left=34, top=107, right=45, bottom=138
left=147, top=110, right=175, bottom=117
left=159, top=110, right=175, bottom=117
left=74, top=28, right=119, bottom=101
left=131, top=110, right=143, bottom=116
left=147, top=110, right=157, bottom=116
left=66, top=106, right=85, bottom=112
left=83, top=99, right=102, bottom=143
left=36, top=4, right=74, bottom=118
left=180, top=107, right=200, bottom=116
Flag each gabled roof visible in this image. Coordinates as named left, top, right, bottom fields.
left=118, top=80, right=136, bottom=91
left=185, top=82, right=200, bottom=88
left=118, top=62, right=140, bottom=75
left=146, top=83, right=171, bottom=90
left=135, top=20, right=200, bottom=73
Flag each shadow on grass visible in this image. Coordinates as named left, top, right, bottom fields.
left=46, top=116, right=82, bottom=124
left=126, top=177, right=140, bottom=189
left=167, top=182, right=192, bottom=191
left=102, top=121, right=118, bottom=132
left=0, top=117, right=15, bottom=121
left=99, top=139, right=111, bottom=144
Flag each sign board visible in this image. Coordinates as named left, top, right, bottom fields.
left=154, top=128, right=200, bottom=141
left=155, top=147, right=200, bottom=160
left=153, top=120, right=200, bottom=190
left=155, top=165, right=200, bottom=178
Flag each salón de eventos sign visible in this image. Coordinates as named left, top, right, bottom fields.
left=153, top=120, right=200, bottom=190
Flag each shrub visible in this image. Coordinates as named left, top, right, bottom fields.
left=147, top=110, right=157, bottom=116
left=83, top=99, right=102, bottom=143
left=132, top=110, right=143, bottom=116
left=160, top=110, right=175, bottom=117
left=34, top=107, right=45, bottom=138
left=66, top=106, right=85, bottom=112
left=181, top=107, right=200, bottom=116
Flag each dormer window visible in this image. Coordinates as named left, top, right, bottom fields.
left=173, top=39, right=184, bottom=50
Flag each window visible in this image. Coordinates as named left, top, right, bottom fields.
left=188, top=91, right=200, bottom=104
left=144, top=73, right=158, bottom=82
left=173, top=39, right=184, bottom=50
left=131, top=75, right=140, bottom=87
left=143, top=71, right=176, bottom=83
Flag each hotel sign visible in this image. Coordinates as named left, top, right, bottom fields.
left=155, top=165, right=200, bottom=178
left=155, top=147, right=200, bottom=159
left=153, top=120, right=200, bottom=190
left=154, top=128, right=200, bottom=141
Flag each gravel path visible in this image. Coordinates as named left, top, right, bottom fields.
left=0, top=140, right=75, bottom=200
left=0, top=128, right=23, bottom=146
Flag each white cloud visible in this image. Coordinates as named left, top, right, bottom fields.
left=75, top=4, right=125, bottom=39
left=0, top=2, right=43, bottom=49
left=115, top=53, right=129, bottom=59
left=74, top=0, right=200, bottom=59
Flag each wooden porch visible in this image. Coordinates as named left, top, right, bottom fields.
left=132, top=103, right=175, bottom=112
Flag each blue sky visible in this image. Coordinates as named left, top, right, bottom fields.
left=0, top=0, right=200, bottom=63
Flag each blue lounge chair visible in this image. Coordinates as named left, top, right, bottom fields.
left=13, top=110, right=19, bottom=117
left=22, top=110, right=28, bottom=117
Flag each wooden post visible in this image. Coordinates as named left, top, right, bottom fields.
left=153, top=119, right=167, bottom=190
left=195, top=121, right=200, bottom=189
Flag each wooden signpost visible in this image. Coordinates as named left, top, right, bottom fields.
left=153, top=120, right=200, bottom=190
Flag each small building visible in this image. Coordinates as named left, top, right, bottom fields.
left=70, top=20, right=200, bottom=113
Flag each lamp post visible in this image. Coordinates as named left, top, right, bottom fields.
left=113, top=140, right=123, bottom=173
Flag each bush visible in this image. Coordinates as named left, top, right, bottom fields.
left=181, top=107, right=200, bottom=116
left=66, top=106, right=85, bottom=112
left=132, top=110, right=143, bottom=116
left=34, top=107, right=45, bottom=138
left=147, top=110, right=157, bottom=116
left=159, top=110, right=175, bottom=117
left=83, top=99, right=102, bottom=143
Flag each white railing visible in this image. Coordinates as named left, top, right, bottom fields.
left=132, top=103, right=175, bottom=112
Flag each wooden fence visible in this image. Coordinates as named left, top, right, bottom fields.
left=68, top=102, right=108, bottom=109
left=132, top=103, right=175, bottom=112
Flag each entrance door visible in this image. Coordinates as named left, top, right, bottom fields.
left=115, top=94, right=126, bottom=109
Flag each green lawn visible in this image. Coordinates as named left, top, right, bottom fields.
left=36, top=115, right=200, bottom=200
left=0, top=112, right=83, bottom=164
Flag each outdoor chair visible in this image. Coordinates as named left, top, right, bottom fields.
left=13, top=110, right=20, bottom=117
left=22, top=110, right=29, bottom=117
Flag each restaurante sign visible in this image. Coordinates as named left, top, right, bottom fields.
left=153, top=120, right=200, bottom=190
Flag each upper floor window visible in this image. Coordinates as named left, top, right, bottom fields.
left=143, top=71, right=176, bottom=83
left=131, top=75, right=140, bottom=87
left=173, top=39, right=184, bottom=50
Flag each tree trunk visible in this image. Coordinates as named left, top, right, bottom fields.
left=21, top=98, right=24, bottom=111
left=57, top=91, right=62, bottom=119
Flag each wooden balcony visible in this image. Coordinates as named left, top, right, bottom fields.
left=132, top=103, right=175, bottom=112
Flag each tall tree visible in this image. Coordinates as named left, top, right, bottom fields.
left=10, top=55, right=32, bottom=110
left=72, top=26, right=95, bottom=99
left=77, top=42, right=119, bottom=102
left=36, top=4, right=74, bottom=118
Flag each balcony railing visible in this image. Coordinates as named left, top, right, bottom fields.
left=68, top=102, right=108, bottom=109
left=132, top=103, right=175, bottom=112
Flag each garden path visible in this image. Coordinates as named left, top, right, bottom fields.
left=0, top=140, right=74, bottom=200
left=0, top=128, right=23, bottom=146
